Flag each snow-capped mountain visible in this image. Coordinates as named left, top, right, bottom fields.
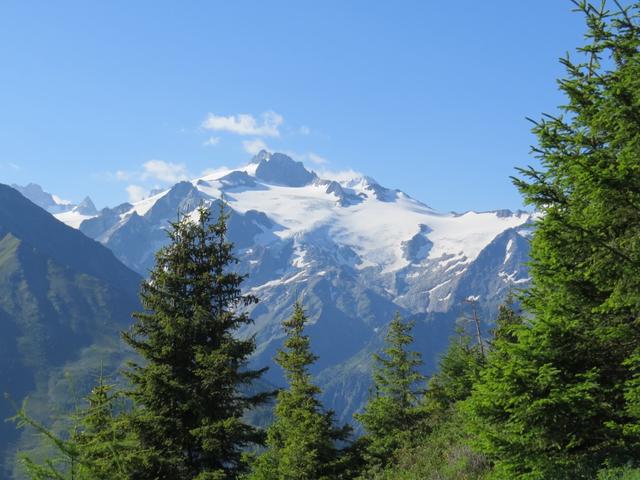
left=21, top=152, right=533, bottom=421
left=12, top=183, right=98, bottom=228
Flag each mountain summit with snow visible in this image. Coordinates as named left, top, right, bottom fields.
left=65, top=151, right=531, bottom=283
left=254, top=152, right=317, bottom=186
left=12, top=183, right=98, bottom=228
left=18, top=151, right=533, bottom=421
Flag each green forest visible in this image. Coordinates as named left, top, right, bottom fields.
left=8, top=2, right=640, bottom=479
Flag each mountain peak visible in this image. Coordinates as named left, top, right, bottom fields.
left=250, top=149, right=272, bottom=164
left=11, top=183, right=82, bottom=216
left=11, top=182, right=58, bottom=209
left=74, top=196, right=98, bottom=215
left=0, top=184, right=140, bottom=291
left=255, top=152, right=317, bottom=187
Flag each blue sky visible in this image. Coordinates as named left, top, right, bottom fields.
left=0, top=1, right=597, bottom=212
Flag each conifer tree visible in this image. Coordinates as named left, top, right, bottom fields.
left=466, top=2, right=640, bottom=477
left=490, top=302, right=522, bottom=346
left=12, top=375, right=134, bottom=480
left=123, top=204, right=271, bottom=479
left=249, top=303, right=351, bottom=480
left=73, top=378, right=139, bottom=478
left=422, top=329, right=484, bottom=422
left=355, top=313, right=425, bottom=471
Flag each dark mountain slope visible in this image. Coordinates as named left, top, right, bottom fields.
left=0, top=185, right=139, bottom=295
left=0, top=184, right=142, bottom=477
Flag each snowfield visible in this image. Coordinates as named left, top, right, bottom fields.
left=81, top=152, right=530, bottom=274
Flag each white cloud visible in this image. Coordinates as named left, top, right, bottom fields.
left=203, top=136, right=220, bottom=147
left=126, top=185, right=147, bottom=203
left=280, top=150, right=329, bottom=167
left=299, top=125, right=311, bottom=135
left=115, top=170, right=134, bottom=181
left=202, top=111, right=283, bottom=137
left=141, top=160, right=189, bottom=183
left=307, top=153, right=328, bottom=165
left=104, top=160, right=191, bottom=187
left=0, top=162, right=20, bottom=171
left=243, top=138, right=269, bottom=155
left=316, top=168, right=363, bottom=183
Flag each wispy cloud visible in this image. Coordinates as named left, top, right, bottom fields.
left=202, top=136, right=220, bottom=147
left=141, top=160, right=189, bottom=183
left=316, top=168, right=363, bottom=182
left=0, top=162, right=20, bottom=171
left=307, top=153, right=328, bottom=165
left=243, top=138, right=269, bottom=155
left=105, top=160, right=190, bottom=186
left=281, top=150, right=329, bottom=167
left=114, top=170, right=135, bottom=181
left=202, top=111, right=283, bottom=137
left=126, top=184, right=147, bottom=203
left=299, top=125, right=311, bottom=135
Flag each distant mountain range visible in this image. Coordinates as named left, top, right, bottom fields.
left=11, top=183, right=98, bottom=229
left=0, top=184, right=141, bottom=477
left=11, top=151, right=533, bottom=427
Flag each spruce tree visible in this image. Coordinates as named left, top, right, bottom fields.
left=466, top=2, right=640, bottom=477
left=73, top=378, right=139, bottom=478
left=12, top=375, right=134, bottom=480
left=422, top=329, right=484, bottom=422
left=355, top=313, right=425, bottom=471
left=249, top=303, right=351, bottom=480
left=123, top=204, right=271, bottom=479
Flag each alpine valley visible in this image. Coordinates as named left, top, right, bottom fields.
left=4, top=151, right=533, bottom=468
